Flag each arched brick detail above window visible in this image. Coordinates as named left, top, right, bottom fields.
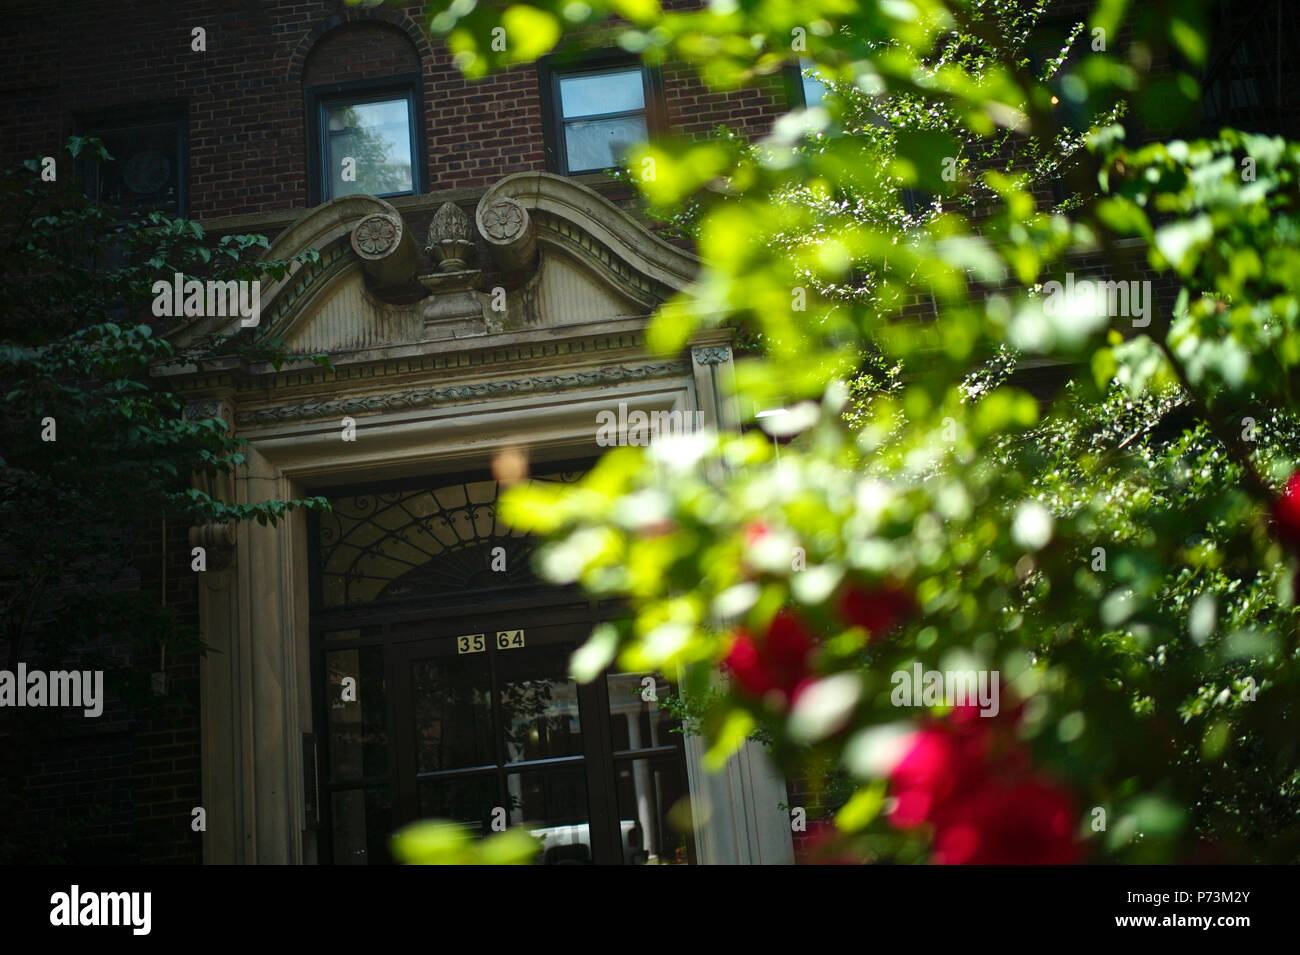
left=301, top=22, right=422, bottom=87
left=287, top=7, right=432, bottom=86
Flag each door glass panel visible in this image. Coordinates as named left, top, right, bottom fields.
left=418, top=774, right=499, bottom=834
left=331, top=786, right=393, bottom=865
left=614, top=757, right=693, bottom=865
left=413, top=654, right=493, bottom=772
left=326, top=645, right=387, bottom=780
left=508, top=768, right=591, bottom=864
left=497, top=643, right=583, bottom=763
left=606, top=671, right=680, bottom=752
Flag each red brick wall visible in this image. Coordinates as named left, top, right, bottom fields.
left=8, top=516, right=202, bottom=864
left=128, top=519, right=204, bottom=865
left=0, top=0, right=790, bottom=221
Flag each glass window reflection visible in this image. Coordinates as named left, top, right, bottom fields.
left=413, top=654, right=494, bottom=772
left=606, top=671, right=680, bottom=752
left=509, top=769, right=591, bottom=864
left=326, top=645, right=387, bottom=780
left=614, top=757, right=693, bottom=865
left=499, top=643, right=583, bottom=763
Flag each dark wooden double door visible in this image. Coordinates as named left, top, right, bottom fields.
left=319, top=606, right=693, bottom=865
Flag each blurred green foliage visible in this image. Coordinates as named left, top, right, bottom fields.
left=392, top=820, right=541, bottom=865
left=404, top=0, right=1300, bottom=862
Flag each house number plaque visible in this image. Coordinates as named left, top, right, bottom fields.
left=455, top=633, right=486, bottom=654
left=496, top=630, right=525, bottom=649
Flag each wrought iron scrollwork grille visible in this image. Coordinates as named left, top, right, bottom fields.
left=315, top=471, right=582, bottom=608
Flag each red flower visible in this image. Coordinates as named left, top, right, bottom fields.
left=887, top=706, right=1080, bottom=864
left=930, top=778, right=1080, bottom=865
left=888, top=726, right=987, bottom=828
left=1272, top=472, right=1300, bottom=551
left=837, top=583, right=914, bottom=640
left=723, top=609, right=816, bottom=705
left=742, top=521, right=770, bottom=549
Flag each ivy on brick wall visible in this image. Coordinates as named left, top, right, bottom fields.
left=0, top=138, right=329, bottom=863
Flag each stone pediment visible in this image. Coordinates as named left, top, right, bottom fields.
left=174, top=173, right=698, bottom=361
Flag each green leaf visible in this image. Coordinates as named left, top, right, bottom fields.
left=835, top=780, right=887, bottom=833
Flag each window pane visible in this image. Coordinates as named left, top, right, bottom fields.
left=559, top=68, right=644, bottom=118
left=563, top=114, right=647, bottom=172
left=509, top=768, right=591, bottom=864
left=606, top=671, right=680, bottom=752
left=326, top=645, right=387, bottom=780
left=331, top=786, right=392, bottom=865
left=325, top=97, right=413, bottom=198
left=418, top=774, right=499, bottom=833
left=316, top=470, right=582, bottom=608
left=614, top=757, right=693, bottom=864
left=498, top=642, right=583, bottom=763
left=413, top=654, right=494, bottom=772
left=84, top=119, right=183, bottom=214
left=800, top=57, right=829, bottom=107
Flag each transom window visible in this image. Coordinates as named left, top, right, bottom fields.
left=543, top=59, right=659, bottom=175
left=314, top=470, right=581, bottom=609
left=308, top=79, right=422, bottom=203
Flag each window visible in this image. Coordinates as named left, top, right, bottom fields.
left=796, top=56, right=830, bottom=108
left=307, top=77, right=422, bottom=204
left=78, top=104, right=187, bottom=215
left=541, top=56, right=662, bottom=175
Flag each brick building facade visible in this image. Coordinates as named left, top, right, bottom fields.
left=0, top=0, right=793, bottom=865
left=1, top=0, right=1296, bottom=865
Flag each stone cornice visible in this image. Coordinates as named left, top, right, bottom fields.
left=171, top=172, right=700, bottom=359
left=479, top=173, right=697, bottom=297
left=235, top=359, right=691, bottom=426
left=169, top=324, right=735, bottom=412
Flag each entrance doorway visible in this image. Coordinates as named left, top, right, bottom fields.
left=310, top=469, right=694, bottom=865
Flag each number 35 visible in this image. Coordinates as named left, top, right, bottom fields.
left=457, top=634, right=485, bottom=654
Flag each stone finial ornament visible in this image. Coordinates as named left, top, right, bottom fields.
left=427, top=201, right=476, bottom=272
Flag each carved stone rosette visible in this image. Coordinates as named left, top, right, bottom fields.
left=476, top=196, right=536, bottom=270
left=350, top=212, right=417, bottom=288
left=427, top=202, right=476, bottom=272
left=351, top=214, right=399, bottom=258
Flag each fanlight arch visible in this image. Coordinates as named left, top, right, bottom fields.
left=315, top=470, right=581, bottom=608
